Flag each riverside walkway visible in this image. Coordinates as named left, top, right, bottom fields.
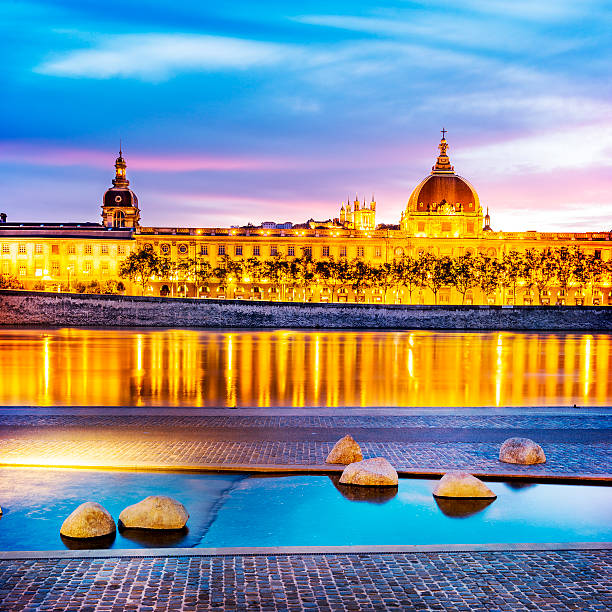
left=0, top=406, right=610, bottom=611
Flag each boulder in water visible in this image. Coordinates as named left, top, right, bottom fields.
left=433, top=471, right=496, bottom=499
left=60, top=502, right=116, bottom=539
left=339, top=457, right=398, bottom=486
left=119, top=496, right=188, bottom=530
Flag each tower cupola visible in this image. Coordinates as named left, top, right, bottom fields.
left=101, top=146, right=140, bottom=229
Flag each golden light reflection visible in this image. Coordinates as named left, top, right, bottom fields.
left=495, top=333, right=503, bottom=407
left=0, top=329, right=610, bottom=407
left=584, top=335, right=592, bottom=399
left=43, top=334, right=50, bottom=402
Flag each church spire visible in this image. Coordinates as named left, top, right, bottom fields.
left=432, top=128, right=455, bottom=174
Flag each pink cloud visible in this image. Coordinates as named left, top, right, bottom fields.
left=0, top=142, right=300, bottom=172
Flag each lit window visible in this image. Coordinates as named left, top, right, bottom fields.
left=375, top=247, right=381, bottom=258
left=270, top=245, right=278, bottom=256
left=1, top=244, right=9, bottom=254
left=101, top=244, right=109, bottom=255
left=84, top=262, right=92, bottom=274
left=357, top=246, right=364, bottom=257
left=18, top=244, right=26, bottom=254
left=302, top=246, right=312, bottom=257
left=51, top=245, right=59, bottom=255
left=340, top=246, right=347, bottom=258
left=84, top=244, right=93, bottom=255
left=101, top=263, right=109, bottom=276
left=235, top=246, right=243, bottom=256
left=51, top=262, right=60, bottom=275
left=35, top=244, right=43, bottom=254
left=160, top=243, right=170, bottom=255
left=113, top=210, right=126, bottom=228
left=18, top=267, right=26, bottom=276
left=200, top=245, right=208, bottom=256
left=2, top=262, right=9, bottom=274
left=322, top=246, right=330, bottom=257
left=68, top=244, right=76, bottom=255
left=218, top=245, right=226, bottom=256
left=417, top=222, right=425, bottom=232
left=178, top=243, right=188, bottom=256
left=253, top=245, right=260, bottom=256
left=288, top=246, right=295, bottom=257
left=442, top=222, right=451, bottom=233
left=118, top=245, right=125, bottom=255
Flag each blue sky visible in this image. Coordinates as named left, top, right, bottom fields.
left=1, top=0, right=611, bottom=230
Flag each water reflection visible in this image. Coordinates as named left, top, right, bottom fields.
left=118, top=526, right=190, bottom=548
left=328, top=474, right=398, bottom=504
left=0, top=329, right=610, bottom=407
left=61, top=532, right=116, bottom=550
left=434, top=497, right=495, bottom=518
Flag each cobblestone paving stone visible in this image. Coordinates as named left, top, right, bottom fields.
left=1, top=438, right=610, bottom=475
left=0, top=550, right=610, bottom=611
left=2, top=414, right=611, bottom=429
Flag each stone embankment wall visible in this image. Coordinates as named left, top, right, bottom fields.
left=1, top=290, right=611, bottom=330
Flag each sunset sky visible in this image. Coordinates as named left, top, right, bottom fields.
left=2, top=0, right=611, bottom=231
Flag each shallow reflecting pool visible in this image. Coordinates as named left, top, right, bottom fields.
left=0, top=469, right=610, bottom=550
left=0, top=328, right=610, bottom=406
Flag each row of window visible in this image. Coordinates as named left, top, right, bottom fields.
left=0, top=243, right=127, bottom=255
left=156, top=244, right=381, bottom=258
left=2, top=261, right=112, bottom=275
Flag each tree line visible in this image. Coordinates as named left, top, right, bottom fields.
left=117, top=245, right=611, bottom=305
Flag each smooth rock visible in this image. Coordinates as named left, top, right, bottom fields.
left=499, top=437, right=546, bottom=465
left=119, top=496, right=189, bottom=530
left=326, top=434, right=363, bottom=465
left=433, top=471, right=496, bottom=498
left=339, top=457, right=398, bottom=486
left=60, top=502, right=116, bottom=539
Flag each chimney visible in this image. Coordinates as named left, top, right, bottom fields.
left=0, top=213, right=6, bottom=223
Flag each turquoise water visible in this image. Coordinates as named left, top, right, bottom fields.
left=0, top=469, right=610, bottom=550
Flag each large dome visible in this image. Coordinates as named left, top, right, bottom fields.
left=405, top=134, right=480, bottom=215
left=103, top=186, right=139, bottom=208
left=407, top=173, right=479, bottom=214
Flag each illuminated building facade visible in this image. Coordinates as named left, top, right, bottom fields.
left=1, top=133, right=611, bottom=305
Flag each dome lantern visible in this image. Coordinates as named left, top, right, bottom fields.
left=101, top=147, right=140, bottom=229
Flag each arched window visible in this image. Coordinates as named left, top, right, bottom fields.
left=113, top=210, right=126, bottom=228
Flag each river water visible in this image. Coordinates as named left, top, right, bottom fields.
left=0, top=328, right=610, bottom=407
left=0, top=469, right=610, bottom=550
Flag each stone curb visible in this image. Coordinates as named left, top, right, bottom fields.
left=1, top=542, right=610, bottom=561
left=1, top=461, right=610, bottom=483
left=1, top=406, right=611, bottom=416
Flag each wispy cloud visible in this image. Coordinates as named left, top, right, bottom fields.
left=294, top=13, right=538, bottom=53
left=457, top=0, right=596, bottom=22
left=35, top=33, right=294, bottom=80
left=455, top=124, right=612, bottom=175
left=0, top=142, right=299, bottom=172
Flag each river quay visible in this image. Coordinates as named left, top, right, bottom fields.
left=0, top=406, right=610, bottom=611
left=2, top=290, right=612, bottom=330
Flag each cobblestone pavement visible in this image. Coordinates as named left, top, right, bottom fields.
left=0, top=438, right=610, bottom=475
left=0, top=411, right=611, bottom=476
left=2, top=414, right=611, bottom=429
left=0, top=550, right=610, bottom=611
